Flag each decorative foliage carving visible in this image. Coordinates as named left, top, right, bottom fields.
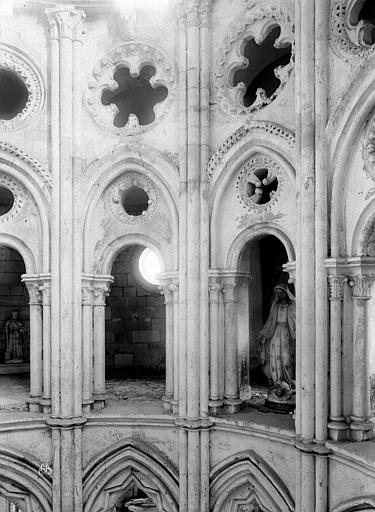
left=103, top=172, right=158, bottom=225
left=330, top=0, right=375, bottom=58
left=86, top=42, right=176, bottom=136
left=0, top=46, right=45, bottom=131
left=207, top=121, right=295, bottom=181
left=0, top=141, right=52, bottom=196
left=215, top=5, right=294, bottom=117
left=236, top=154, right=283, bottom=213
left=0, top=174, right=25, bottom=223
left=348, top=273, right=375, bottom=297
left=177, top=0, right=209, bottom=27
left=328, top=274, right=347, bottom=299
left=46, top=7, right=85, bottom=41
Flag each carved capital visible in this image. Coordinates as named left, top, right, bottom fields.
left=93, top=284, right=111, bottom=306
left=222, top=278, right=237, bottom=303
left=25, top=283, right=42, bottom=305
left=159, top=283, right=174, bottom=305
left=328, top=274, right=347, bottom=300
left=82, top=286, right=94, bottom=306
left=40, top=284, right=51, bottom=306
left=46, top=7, right=86, bottom=41
left=208, top=281, right=222, bottom=303
left=349, top=274, right=375, bottom=299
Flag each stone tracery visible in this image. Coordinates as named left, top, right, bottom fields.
left=0, top=45, right=45, bottom=131
left=215, top=5, right=294, bottom=117
left=86, top=42, right=176, bottom=136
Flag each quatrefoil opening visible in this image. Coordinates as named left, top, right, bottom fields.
left=246, top=168, right=278, bottom=205
left=101, top=65, right=168, bottom=128
left=233, top=26, right=292, bottom=108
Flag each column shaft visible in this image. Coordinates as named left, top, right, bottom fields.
left=208, top=280, right=222, bottom=414
left=82, top=287, right=93, bottom=411
left=29, top=297, right=43, bottom=400
left=93, top=304, right=106, bottom=399
left=223, top=279, right=241, bottom=414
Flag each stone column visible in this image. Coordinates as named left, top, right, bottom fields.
left=171, top=282, right=179, bottom=414
left=40, top=275, right=52, bottom=414
left=45, top=7, right=86, bottom=511
left=326, top=264, right=348, bottom=441
left=222, top=275, right=241, bottom=414
left=92, top=277, right=113, bottom=409
left=160, top=282, right=174, bottom=411
left=208, top=275, right=223, bottom=415
left=82, top=281, right=94, bottom=413
left=46, top=5, right=85, bottom=420
left=23, top=277, right=43, bottom=412
left=348, top=269, right=375, bottom=441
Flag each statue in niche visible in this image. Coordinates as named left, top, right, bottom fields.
left=4, top=311, right=26, bottom=363
left=257, top=283, right=296, bottom=412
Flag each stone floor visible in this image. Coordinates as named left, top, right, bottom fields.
left=0, top=374, right=166, bottom=411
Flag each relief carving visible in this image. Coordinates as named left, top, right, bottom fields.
left=0, top=45, right=45, bottom=131
left=215, top=5, right=294, bottom=117
left=235, top=154, right=284, bottom=213
left=86, top=42, right=176, bottom=136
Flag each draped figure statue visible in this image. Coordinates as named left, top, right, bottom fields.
left=257, top=283, right=296, bottom=394
left=5, top=311, right=26, bottom=363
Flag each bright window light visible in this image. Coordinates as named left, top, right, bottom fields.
left=117, top=0, right=169, bottom=12
left=139, top=248, right=162, bottom=285
left=0, top=0, right=13, bottom=16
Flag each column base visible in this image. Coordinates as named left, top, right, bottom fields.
left=92, top=394, right=106, bottom=410
left=349, top=418, right=374, bottom=441
left=27, top=396, right=41, bottom=412
left=328, top=420, right=349, bottom=441
left=209, top=399, right=223, bottom=416
left=82, top=399, right=94, bottom=414
left=170, top=399, right=179, bottom=415
left=40, top=398, right=52, bottom=414
left=223, top=397, right=242, bottom=414
left=162, top=395, right=173, bottom=411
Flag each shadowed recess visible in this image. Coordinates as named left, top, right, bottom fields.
left=233, top=26, right=292, bottom=107
left=0, top=186, right=14, bottom=216
left=101, top=65, right=168, bottom=127
left=0, top=68, right=29, bottom=120
left=122, top=187, right=149, bottom=216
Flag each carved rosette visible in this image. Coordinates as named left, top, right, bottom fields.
left=215, top=5, right=294, bottom=117
left=85, top=41, right=176, bottom=136
left=349, top=274, right=375, bottom=299
left=0, top=45, right=45, bottom=131
left=330, top=0, right=375, bottom=58
left=103, top=172, right=158, bottom=226
left=0, top=173, right=26, bottom=224
left=235, top=154, right=283, bottom=212
left=328, top=274, right=347, bottom=300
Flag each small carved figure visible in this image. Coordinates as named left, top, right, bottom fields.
left=4, top=311, right=26, bottom=363
left=257, top=283, right=296, bottom=392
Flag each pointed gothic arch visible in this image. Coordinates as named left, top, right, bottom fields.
left=82, top=440, right=178, bottom=512
left=0, top=449, right=52, bottom=512
left=210, top=451, right=294, bottom=512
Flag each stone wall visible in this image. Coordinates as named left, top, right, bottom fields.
left=0, top=247, right=29, bottom=363
left=105, top=245, right=166, bottom=376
